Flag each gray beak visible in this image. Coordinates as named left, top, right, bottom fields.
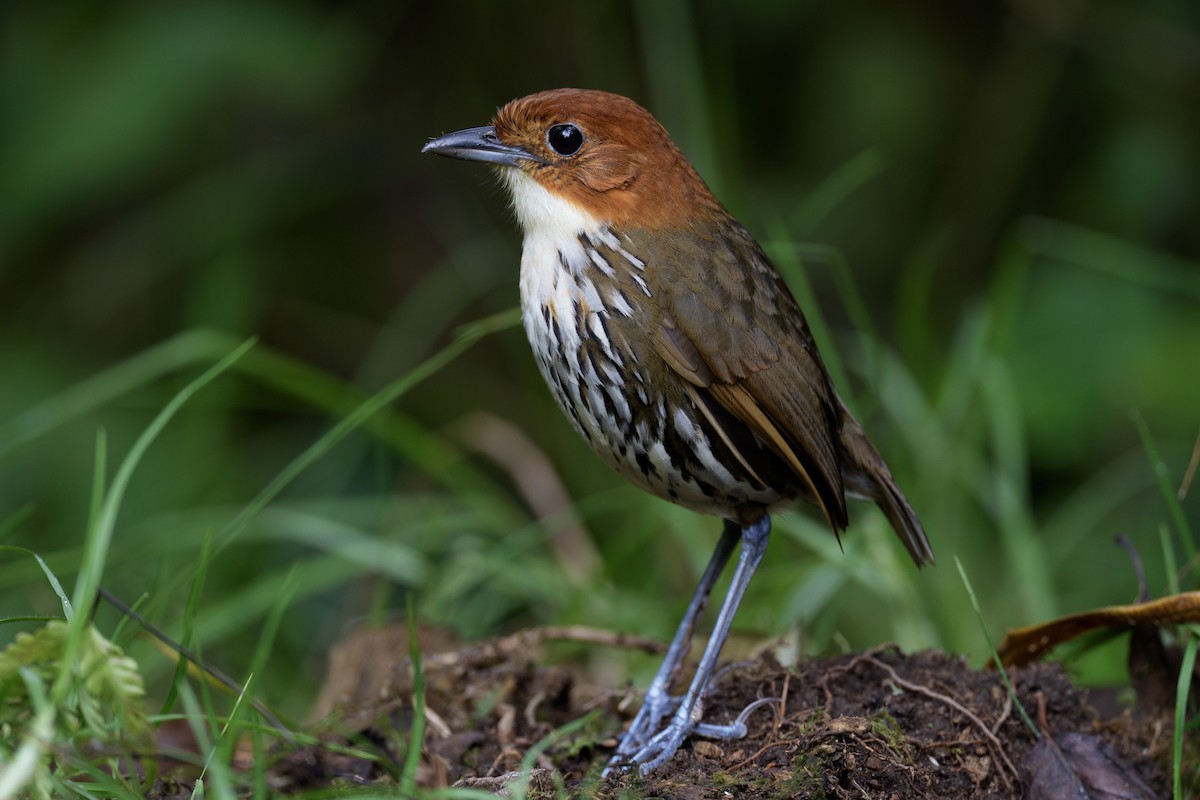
left=421, top=125, right=544, bottom=167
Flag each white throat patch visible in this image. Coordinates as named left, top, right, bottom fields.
left=499, top=168, right=603, bottom=240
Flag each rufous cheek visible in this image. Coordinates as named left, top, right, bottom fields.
left=576, top=144, right=639, bottom=193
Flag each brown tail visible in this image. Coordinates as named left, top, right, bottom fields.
left=837, top=401, right=934, bottom=567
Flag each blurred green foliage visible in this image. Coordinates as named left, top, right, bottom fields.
left=1, top=0, right=1198, bottom=722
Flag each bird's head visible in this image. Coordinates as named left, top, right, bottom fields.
left=422, top=88, right=720, bottom=233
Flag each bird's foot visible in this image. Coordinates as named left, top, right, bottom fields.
left=604, top=684, right=680, bottom=773
left=607, top=660, right=755, bottom=766
left=605, top=695, right=779, bottom=776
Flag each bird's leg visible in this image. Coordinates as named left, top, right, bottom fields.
left=623, top=514, right=771, bottom=774
left=604, top=519, right=740, bottom=772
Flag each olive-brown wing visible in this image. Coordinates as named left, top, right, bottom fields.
left=639, top=222, right=850, bottom=532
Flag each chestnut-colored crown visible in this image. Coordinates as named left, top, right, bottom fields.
left=492, top=89, right=723, bottom=230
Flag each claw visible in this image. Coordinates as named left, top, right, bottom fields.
left=622, top=696, right=780, bottom=773
left=692, top=696, right=780, bottom=739
left=607, top=685, right=680, bottom=762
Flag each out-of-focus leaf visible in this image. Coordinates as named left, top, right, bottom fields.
left=1024, top=731, right=1157, bottom=800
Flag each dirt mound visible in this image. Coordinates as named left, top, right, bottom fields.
left=257, top=626, right=1170, bottom=798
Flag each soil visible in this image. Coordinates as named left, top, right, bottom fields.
left=240, top=624, right=1174, bottom=799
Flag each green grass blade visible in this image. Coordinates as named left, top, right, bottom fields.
left=506, top=712, right=600, bottom=800
left=1160, top=524, right=1180, bottom=597
left=982, top=361, right=1055, bottom=620
left=162, top=529, right=215, bottom=716
left=179, top=680, right=237, bottom=800
left=87, top=427, right=107, bottom=581
left=0, top=329, right=247, bottom=457
left=108, top=590, right=148, bottom=646
left=2, top=321, right=527, bottom=538
left=1018, top=217, right=1200, bottom=299
left=0, top=545, right=72, bottom=620
left=1131, top=409, right=1196, bottom=563
left=954, top=556, right=1039, bottom=736
left=53, top=337, right=255, bottom=706
left=1173, top=632, right=1197, bottom=800
left=634, top=0, right=720, bottom=193
left=0, top=615, right=62, bottom=625
left=400, top=596, right=426, bottom=797
left=239, top=566, right=298, bottom=733
left=790, top=147, right=888, bottom=235
left=214, top=309, right=517, bottom=555
left=0, top=668, right=56, bottom=798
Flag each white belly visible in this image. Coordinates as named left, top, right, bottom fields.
left=505, top=169, right=780, bottom=516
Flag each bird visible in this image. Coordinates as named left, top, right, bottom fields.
left=421, top=88, right=933, bottom=775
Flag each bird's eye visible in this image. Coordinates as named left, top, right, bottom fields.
left=546, top=123, right=584, bottom=156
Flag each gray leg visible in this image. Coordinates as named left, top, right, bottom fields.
left=604, top=519, right=741, bottom=774
left=624, top=514, right=771, bottom=773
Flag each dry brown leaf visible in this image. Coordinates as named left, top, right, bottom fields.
left=996, top=591, right=1200, bottom=667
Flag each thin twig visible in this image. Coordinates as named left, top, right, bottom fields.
left=99, top=586, right=294, bottom=743
left=991, top=688, right=1013, bottom=736
left=419, top=625, right=666, bottom=672
left=778, top=671, right=791, bottom=732
left=729, top=739, right=790, bottom=772
left=850, top=654, right=1017, bottom=789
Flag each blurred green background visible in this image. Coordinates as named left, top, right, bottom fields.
left=1, top=1, right=1197, bottom=721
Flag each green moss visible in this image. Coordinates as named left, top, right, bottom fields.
left=797, top=708, right=825, bottom=734
left=710, top=770, right=750, bottom=791
left=777, top=750, right=827, bottom=799
left=870, top=710, right=912, bottom=763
